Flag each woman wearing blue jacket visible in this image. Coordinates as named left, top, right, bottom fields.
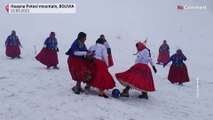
left=164, top=49, right=190, bottom=85
left=35, top=32, right=59, bottom=69
left=5, top=30, right=22, bottom=59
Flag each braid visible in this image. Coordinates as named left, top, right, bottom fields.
left=133, top=51, right=139, bottom=55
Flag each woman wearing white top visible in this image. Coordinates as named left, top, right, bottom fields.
left=100, top=34, right=114, bottom=67
left=116, top=42, right=157, bottom=99
left=87, top=38, right=115, bottom=98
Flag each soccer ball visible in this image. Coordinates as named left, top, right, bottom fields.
left=112, top=89, right=120, bottom=98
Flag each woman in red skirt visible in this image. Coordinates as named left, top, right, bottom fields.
left=164, top=49, right=190, bottom=85
left=5, top=30, right=22, bottom=59
left=35, top=32, right=59, bottom=69
left=157, top=40, right=170, bottom=64
left=115, top=41, right=157, bottom=99
left=66, top=32, right=94, bottom=94
left=86, top=38, right=115, bottom=98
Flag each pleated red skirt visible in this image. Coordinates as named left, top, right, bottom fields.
left=116, top=63, right=155, bottom=92
left=35, top=47, right=58, bottom=67
left=6, top=45, right=20, bottom=58
left=157, top=51, right=170, bottom=64
left=67, top=57, right=95, bottom=82
left=88, top=59, right=115, bottom=90
left=168, top=63, right=190, bottom=84
left=108, top=55, right=114, bottom=67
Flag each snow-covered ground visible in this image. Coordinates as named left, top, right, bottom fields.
left=0, top=0, right=213, bottom=120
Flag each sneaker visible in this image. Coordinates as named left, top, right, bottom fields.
left=72, top=86, right=81, bottom=94
left=46, top=66, right=50, bottom=69
left=99, top=93, right=109, bottom=98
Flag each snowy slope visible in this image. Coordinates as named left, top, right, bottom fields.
left=0, top=0, right=213, bottom=120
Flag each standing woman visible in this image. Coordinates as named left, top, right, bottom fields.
left=164, top=49, right=190, bottom=85
left=100, top=34, right=114, bottom=67
left=157, top=40, right=170, bottom=64
left=115, top=41, right=157, bottom=99
left=67, top=32, right=90, bottom=94
left=87, top=38, right=115, bottom=98
left=35, top=32, right=59, bottom=69
left=5, top=30, right=22, bottom=59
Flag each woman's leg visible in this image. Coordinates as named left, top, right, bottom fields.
left=99, top=89, right=108, bottom=98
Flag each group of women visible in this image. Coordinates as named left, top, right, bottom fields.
left=5, top=31, right=190, bottom=99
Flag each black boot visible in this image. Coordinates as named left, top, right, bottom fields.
left=53, top=66, right=59, bottom=69
left=72, top=86, right=81, bottom=94
left=99, top=93, right=109, bottom=98
left=178, top=82, right=183, bottom=85
left=46, top=66, right=50, bottom=69
left=120, top=86, right=130, bottom=97
left=138, top=92, right=148, bottom=99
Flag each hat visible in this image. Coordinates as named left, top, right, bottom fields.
left=136, top=42, right=145, bottom=51
left=136, top=38, right=147, bottom=51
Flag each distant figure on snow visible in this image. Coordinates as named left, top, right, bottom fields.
left=100, top=34, right=114, bottom=67
left=164, top=49, right=190, bottom=85
left=157, top=40, right=170, bottom=64
left=115, top=41, right=157, bottom=99
left=5, top=30, right=22, bottom=59
left=35, top=32, right=59, bottom=69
